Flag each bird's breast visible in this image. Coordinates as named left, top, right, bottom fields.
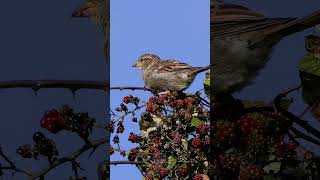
left=212, top=36, right=275, bottom=93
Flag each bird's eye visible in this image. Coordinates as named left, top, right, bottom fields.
left=142, top=58, right=151, bottom=61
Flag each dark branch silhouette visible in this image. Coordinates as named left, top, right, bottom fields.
left=0, top=80, right=152, bottom=92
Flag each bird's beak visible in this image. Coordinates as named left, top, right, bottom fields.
left=132, top=63, right=138, bottom=67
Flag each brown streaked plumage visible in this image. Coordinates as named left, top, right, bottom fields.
left=211, top=0, right=320, bottom=94
left=133, top=54, right=210, bottom=92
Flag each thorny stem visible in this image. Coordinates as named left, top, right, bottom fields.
left=0, top=80, right=153, bottom=93
left=273, top=85, right=320, bottom=141
left=299, top=97, right=320, bottom=118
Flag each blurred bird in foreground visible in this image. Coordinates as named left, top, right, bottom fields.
left=212, top=0, right=320, bottom=94
left=71, top=0, right=109, bottom=63
left=133, top=54, right=210, bottom=93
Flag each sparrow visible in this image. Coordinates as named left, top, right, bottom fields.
left=133, top=54, right=210, bottom=92
left=212, top=0, right=320, bottom=94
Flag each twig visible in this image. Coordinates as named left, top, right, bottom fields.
left=110, top=86, right=152, bottom=92
left=108, top=161, right=142, bottom=165
left=290, top=126, right=320, bottom=146
left=29, top=137, right=108, bottom=179
left=299, top=97, right=320, bottom=118
left=273, top=85, right=320, bottom=140
left=0, top=146, right=32, bottom=177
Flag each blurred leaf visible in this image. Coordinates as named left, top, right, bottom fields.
left=203, top=71, right=210, bottom=98
left=191, top=117, right=203, bottom=126
left=298, top=54, right=320, bottom=76
left=311, top=102, right=320, bottom=120
left=295, top=167, right=306, bottom=179
left=241, top=99, right=292, bottom=110
left=242, top=100, right=269, bottom=108
left=263, top=175, right=278, bottom=180
left=299, top=71, right=320, bottom=120
left=300, top=71, right=320, bottom=103
left=279, top=99, right=293, bottom=110
left=268, top=155, right=276, bottom=161
left=167, top=156, right=177, bottom=170
left=263, top=162, right=281, bottom=173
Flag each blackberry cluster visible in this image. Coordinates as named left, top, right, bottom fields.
left=40, top=106, right=95, bottom=141
left=40, top=109, right=66, bottom=133
left=122, top=95, right=139, bottom=105
left=219, top=153, right=241, bottom=172
left=128, top=148, right=139, bottom=161
left=17, top=132, right=58, bottom=163
left=128, top=132, right=142, bottom=143
left=247, top=127, right=267, bottom=154
left=176, top=165, right=188, bottom=176
left=237, top=115, right=257, bottom=136
left=214, top=121, right=238, bottom=145
left=239, top=164, right=264, bottom=180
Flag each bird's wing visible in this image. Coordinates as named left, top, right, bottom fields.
left=211, top=3, right=296, bottom=37
left=155, top=60, right=198, bottom=73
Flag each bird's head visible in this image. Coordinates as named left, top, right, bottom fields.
left=132, top=54, right=160, bottom=70
left=71, top=1, right=98, bottom=18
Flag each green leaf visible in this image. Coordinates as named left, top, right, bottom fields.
left=167, top=156, right=177, bottom=170
left=263, top=175, right=278, bottom=180
left=191, top=117, right=203, bottom=126
left=203, top=71, right=210, bottom=98
left=182, top=140, right=188, bottom=151
left=263, top=162, right=281, bottom=173
left=298, top=54, right=320, bottom=76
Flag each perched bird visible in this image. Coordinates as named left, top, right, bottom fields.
left=212, top=0, right=320, bottom=94
left=133, top=54, right=210, bottom=92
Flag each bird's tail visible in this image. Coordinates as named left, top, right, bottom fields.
left=192, top=65, right=211, bottom=75
left=272, top=10, right=320, bottom=37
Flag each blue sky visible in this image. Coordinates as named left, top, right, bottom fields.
left=110, top=0, right=320, bottom=179
left=110, top=0, right=209, bottom=179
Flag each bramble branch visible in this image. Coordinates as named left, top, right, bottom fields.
left=0, top=80, right=152, bottom=92
left=0, top=137, right=108, bottom=180
left=273, top=85, right=320, bottom=140
left=31, top=137, right=108, bottom=179
left=108, top=161, right=142, bottom=165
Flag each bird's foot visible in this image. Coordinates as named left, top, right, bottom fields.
left=158, top=91, right=171, bottom=96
